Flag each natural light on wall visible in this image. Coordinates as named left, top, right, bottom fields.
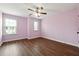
left=34, top=21, right=39, bottom=31
left=5, top=19, right=17, bottom=34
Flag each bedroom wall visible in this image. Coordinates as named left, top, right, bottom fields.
left=41, top=9, right=79, bottom=47
left=2, top=13, right=41, bottom=42
left=2, top=13, right=27, bottom=42
left=27, top=17, right=41, bottom=39
left=0, top=12, right=2, bottom=43
left=76, top=8, right=79, bottom=44
left=76, top=8, right=79, bottom=32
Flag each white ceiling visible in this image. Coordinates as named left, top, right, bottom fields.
left=0, top=3, right=78, bottom=17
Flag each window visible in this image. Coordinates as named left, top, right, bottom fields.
left=5, top=19, right=17, bottom=34
left=34, top=21, right=39, bottom=31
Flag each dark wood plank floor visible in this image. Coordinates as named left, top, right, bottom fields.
left=0, top=37, right=79, bottom=56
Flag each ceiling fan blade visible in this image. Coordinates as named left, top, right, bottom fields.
left=40, top=12, right=47, bottom=15
left=28, top=8, right=34, bottom=12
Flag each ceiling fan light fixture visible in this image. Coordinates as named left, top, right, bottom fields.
left=28, top=5, right=47, bottom=18
left=37, top=13, right=41, bottom=17
left=38, top=10, right=41, bottom=13
left=34, top=12, right=41, bottom=17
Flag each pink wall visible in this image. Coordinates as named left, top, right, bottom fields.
left=27, top=17, right=41, bottom=39
left=2, top=13, right=41, bottom=42
left=76, top=8, right=79, bottom=32
left=0, top=12, right=2, bottom=42
left=41, top=10, right=79, bottom=46
left=2, top=13, right=27, bottom=42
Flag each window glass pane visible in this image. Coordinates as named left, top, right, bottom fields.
left=5, top=19, right=16, bottom=26
left=5, top=19, right=16, bottom=34
left=34, top=21, right=38, bottom=31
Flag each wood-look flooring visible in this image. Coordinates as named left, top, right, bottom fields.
left=0, top=37, right=79, bottom=56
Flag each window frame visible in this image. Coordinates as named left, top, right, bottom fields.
left=33, top=21, right=39, bottom=31
left=4, top=18, right=17, bottom=34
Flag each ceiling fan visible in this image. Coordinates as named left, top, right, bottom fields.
left=28, top=6, right=47, bottom=17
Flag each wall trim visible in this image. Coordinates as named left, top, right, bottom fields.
left=27, top=36, right=41, bottom=40
left=2, top=38, right=28, bottom=43
left=42, top=36, right=79, bottom=48
left=2, top=36, right=41, bottom=42
left=2, top=36, right=79, bottom=48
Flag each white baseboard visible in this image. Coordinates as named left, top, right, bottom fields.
left=3, top=36, right=40, bottom=42
left=42, top=36, right=79, bottom=48
left=27, top=36, right=41, bottom=39
left=2, top=37, right=27, bottom=43
left=1, top=36, right=79, bottom=48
